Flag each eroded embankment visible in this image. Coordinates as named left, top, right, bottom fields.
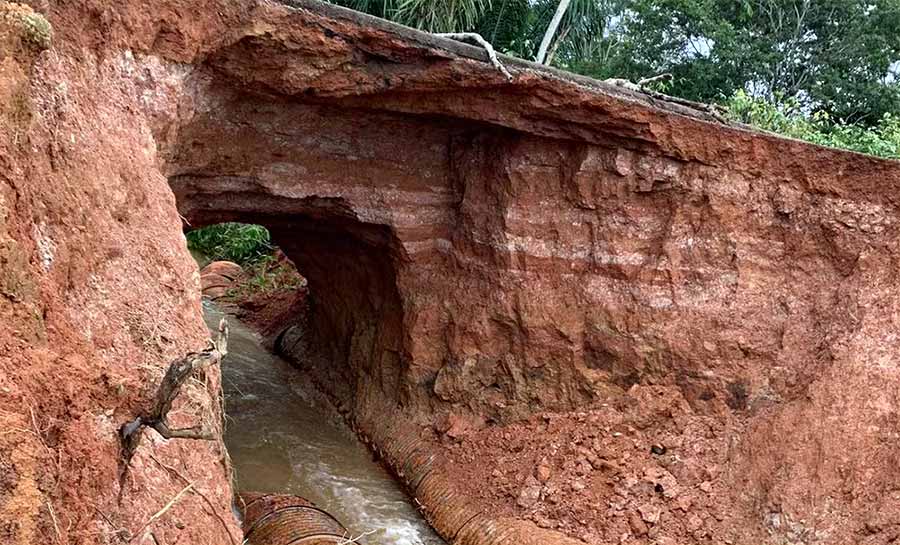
left=4, top=0, right=900, bottom=544
left=0, top=3, right=239, bottom=545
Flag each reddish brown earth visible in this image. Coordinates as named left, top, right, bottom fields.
left=5, top=0, right=900, bottom=544
left=0, top=3, right=239, bottom=544
left=204, top=253, right=310, bottom=338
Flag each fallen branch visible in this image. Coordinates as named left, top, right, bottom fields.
left=436, top=32, right=512, bottom=80
left=603, top=76, right=730, bottom=124
left=637, top=73, right=673, bottom=87
left=120, top=319, right=229, bottom=471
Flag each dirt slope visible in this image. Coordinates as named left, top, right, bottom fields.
left=0, top=3, right=239, bottom=544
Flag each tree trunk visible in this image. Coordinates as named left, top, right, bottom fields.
left=535, top=0, right=572, bottom=65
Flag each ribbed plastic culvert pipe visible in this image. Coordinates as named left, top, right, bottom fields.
left=237, top=492, right=361, bottom=545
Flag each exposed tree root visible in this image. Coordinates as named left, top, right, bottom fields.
left=148, top=453, right=239, bottom=545
left=436, top=32, right=513, bottom=80
left=128, top=482, right=195, bottom=542
left=119, top=319, right=229, bottom=474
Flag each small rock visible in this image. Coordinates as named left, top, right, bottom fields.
left=545, top=486, right=560, bottom=504
left=575, top=458, right=592, bottom=476
left=491, top=469, right=503, bottom=478
left=609, top=495, right=627, bottom=511
left=536, top=458, right=552, bottom=482
left=443, top=412, right=483, bottom=440
left=650, top=444, right=667, bottom=455
left=644, top=467, right=680, bottom=499
left=639, top=504, right=662, bottom=525
left=595, top=459, right=619, bottom=473
left=699, top=480, right=713, bottom=493
left=571, top=480, right=586, bottom=491
left=517, top=476, right=542, bottom=508
left=628, top=511, right=649, bottom=536
left=623, top=474, right=639, bottom=489
left=687, top=514, right=703, bottom=532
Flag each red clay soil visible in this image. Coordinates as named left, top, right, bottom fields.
left=239, top=280, right=752, bottom=544
left=231, top=286, right=306, bottom=336
left=6, top=0, right=900, bottom=544
left=238, top=290, right=748, bottom=544
left=0, top=3, right=239, bottom=544
left=436, top=391, right=746, bottom=544
left=210, top=251, right=310, bottom=339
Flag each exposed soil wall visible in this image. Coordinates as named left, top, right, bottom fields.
left=5, top=0, right=900, bottom=544
left=0, top=3, right=239, bottom=544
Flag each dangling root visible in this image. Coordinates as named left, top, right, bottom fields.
left=119, top=319, right=229, bottom=472
left=436, top=32, right=513, bottom=81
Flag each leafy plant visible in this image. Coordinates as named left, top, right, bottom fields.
left=332, top=0, right=492, bottom=32
left=724, top=90, right=900, bottom=159
left=186, top=223, right=273, bottom=265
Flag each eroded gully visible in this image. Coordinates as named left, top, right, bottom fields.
left=201, top=301, right=444, bottom=545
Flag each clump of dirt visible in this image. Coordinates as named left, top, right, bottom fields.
left=436, top=385, right=752, bottom=544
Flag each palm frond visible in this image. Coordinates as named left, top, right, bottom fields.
left=392, top=0, right=493, bottom=33
left=475, top=0, right=532, bottom=53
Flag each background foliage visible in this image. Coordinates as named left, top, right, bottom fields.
left=327, top=0, right=900, bottom=159
left=186, top=223, right=272, bottom=265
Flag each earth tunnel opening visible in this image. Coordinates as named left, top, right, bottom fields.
left=184, top=219, right=442, bottom=544
left=188, top=221, right=310, bottom=335
left=176, top=195, right=411, bottom=418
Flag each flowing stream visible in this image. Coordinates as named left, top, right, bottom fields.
left=202, top=301, right=444, bottom=544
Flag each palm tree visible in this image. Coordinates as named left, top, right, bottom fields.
left=332, top=0, right=492, bottom=33
left=328, top=0, right=621, bottom=69
left=535, top=0, right=572, bottom=63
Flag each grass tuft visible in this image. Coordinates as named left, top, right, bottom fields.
left=186, top=223, right=272, bottom=266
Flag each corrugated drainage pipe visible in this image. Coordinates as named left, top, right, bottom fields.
left=237, top=492, right=359, bottom=545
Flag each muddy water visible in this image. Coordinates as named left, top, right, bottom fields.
left=202, top=302, right=444, bottom=545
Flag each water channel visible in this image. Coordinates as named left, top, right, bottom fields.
left=202, top=301, right=444, bottom=544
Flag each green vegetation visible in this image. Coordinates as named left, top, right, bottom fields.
left=724, top=91, right=900, bottom=159
left=18, top=10, right=52, bottom=50
left=186, top=223, right=273, bottom=265
left=337, top=0, right=492, bottom=32
left=2, top=3, right=53, bottom=51
left=327, top=0, right=900, bottom=160
left=187, top=223, right=307, bottom=298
